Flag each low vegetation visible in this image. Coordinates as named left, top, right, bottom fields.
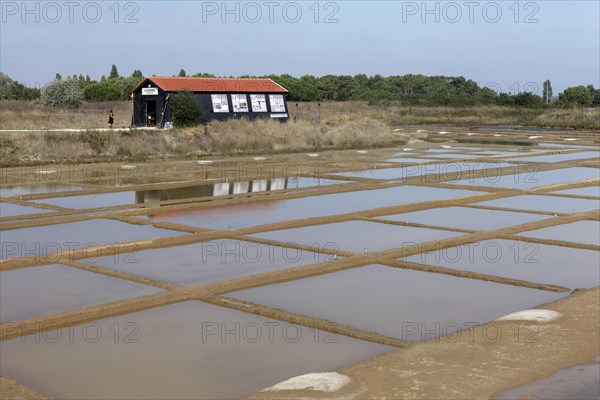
left=0, top=99, right=598, bottom=166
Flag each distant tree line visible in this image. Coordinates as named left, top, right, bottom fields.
left=1, top=66, right=599, bottom=109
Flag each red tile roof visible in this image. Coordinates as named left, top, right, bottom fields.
left=133, top=77, right=288, bottom=93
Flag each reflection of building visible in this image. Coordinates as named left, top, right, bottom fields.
left=131, top=77, right=289, bottom=128
left=135, top=179, right=289, bottom=204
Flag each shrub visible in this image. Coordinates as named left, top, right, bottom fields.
left=171, top=91, right=204, bottom=127
left=41, top=78, right=83, bottom=108
left=83, top=81, right=122, bottom=102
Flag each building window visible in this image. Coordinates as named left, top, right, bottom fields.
left=211, top=94, right=229, bottom=112
left=231, top=94, right=249, bottom=112
left=269, top=94, right=286, bottom=112
left=250, top=94, right=267, bottom=112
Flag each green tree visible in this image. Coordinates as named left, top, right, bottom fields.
left=55, top=73, right=62, bottom=80
left=178, top=69, right=187, bottom=77
left=109, top=64, right=119, bottom=79
left=0, top=73, right=39, bottom=100
left=542, top=80, right=553, bottom=104
left=171, top=91, right=204, bottom=127
left=83, top=81, right=121, bottom=102
left=131, top=69, right=143, bottom=79
left=41, top=78, right=83, bottom=108
left=558, top=85, right=594, bottom=107
left=513, top=92, right=543, bottom=108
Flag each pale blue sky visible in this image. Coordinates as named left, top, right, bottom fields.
left=1, top=1, right=598, bottom=94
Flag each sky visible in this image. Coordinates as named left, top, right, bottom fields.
left=1, top=0, right=599, bottom=94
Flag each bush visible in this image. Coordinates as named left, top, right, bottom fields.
left=41, top=78, right=83, bottom=108
left=84, top=81, right=122, bottom=102
left=171, top=91, right=204, bottom=127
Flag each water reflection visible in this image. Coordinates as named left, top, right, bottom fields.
left=135, top=177, right=344, bottom=204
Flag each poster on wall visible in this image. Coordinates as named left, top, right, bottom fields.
left=250, top=94, right=267, bottom=112
left=269, top=94, right=286, bottom=112
left=231, top=94, right=249, bottom=112
left=211, top=94, right=229, bottom=112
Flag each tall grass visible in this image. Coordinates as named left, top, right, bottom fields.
left=1, top=100, right=598, bottom=130
left=0, top=117, right=406, bottom=165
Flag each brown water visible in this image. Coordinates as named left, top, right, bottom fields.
left=84, top=239, right=335, bottom=285
left=0, top=264, right=162, bottom=322
left=0, top=301, right=393, bottom=399
left=404, top=239, right=600, bottom=289
left=229, top=264, right=565, bottom=341
left=377, top=206, right=550, bottom=231
left=250, top=220, right=464, bottom=254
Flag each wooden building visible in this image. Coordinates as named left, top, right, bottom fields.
left=130, top=77, right=289, bottom=127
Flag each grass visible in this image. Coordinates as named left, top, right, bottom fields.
left=0, top=100, right=598, bottom=166
left=0, top=116, right=407, bottom=166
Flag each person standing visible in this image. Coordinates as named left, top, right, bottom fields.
left=108, top=110, right=114, bottom=129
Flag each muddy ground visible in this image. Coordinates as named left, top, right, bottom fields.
left=0, top=127, right=598, bottom=399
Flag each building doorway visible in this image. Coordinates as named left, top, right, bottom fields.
left=145, top=101, right=156, bottom=127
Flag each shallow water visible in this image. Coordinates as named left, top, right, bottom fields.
left=0, top=301, right=393, bottom=399
left=553, top=186, right=600, bottom=197
left=495, top=358, right=600, bottom=400
left=32, top=191, right=135, bottom=209
left=0, top=184, right=87, bottom=197
left=505, top=151, right=599, bottom=163
left=251, top=220, right=464, bottom=253
left=385, top=157, right=433, bottom=163
left=404, top=239, right=600, bottom=289
left=32, top=178, right=348, bottom=209
left=136, top=177, right=348, bottom=204
left=230, top=265, right=565, bottom=340
left=336, top=162, right=512, bottom=181
left=84, top=239, right=334, bottom=285
left=0, top=202, right=52, bottom=218
left=519, top=220, right=600, bottom=246
left=145, top=186, right=483, bottom=230
left=1, top=219, right=184, bottom=260
left=377, top=206, right=550, bottom=231
left=449, top=167, right=599, bottom=189
left=475, top=195, right=600, bottom=214
left=420, top=153, right=482, bottom=159
left=0, top=264, right=162, bottom=323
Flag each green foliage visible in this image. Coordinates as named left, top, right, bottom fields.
left=0, top=72, right=40, bottom=100
left=83, top=81, right=121, bottom=102
left=131, top=70, right=143, bottom=79
left=192, top=72, right=216, bottom=78
left=109, top=64, right=119, bottom=79
left=83, top=76, right=141, bottom=101
left=41, top=78, right=83, bottom=108
left=178, top=69, right=187, bottom=77
left=558, top=85, right=595, bottom=107
left=513, top=92, right=543, bottom=108
left=171, top=91, right=204, bottom=127
left=55, top=73, right=62, bottom=80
